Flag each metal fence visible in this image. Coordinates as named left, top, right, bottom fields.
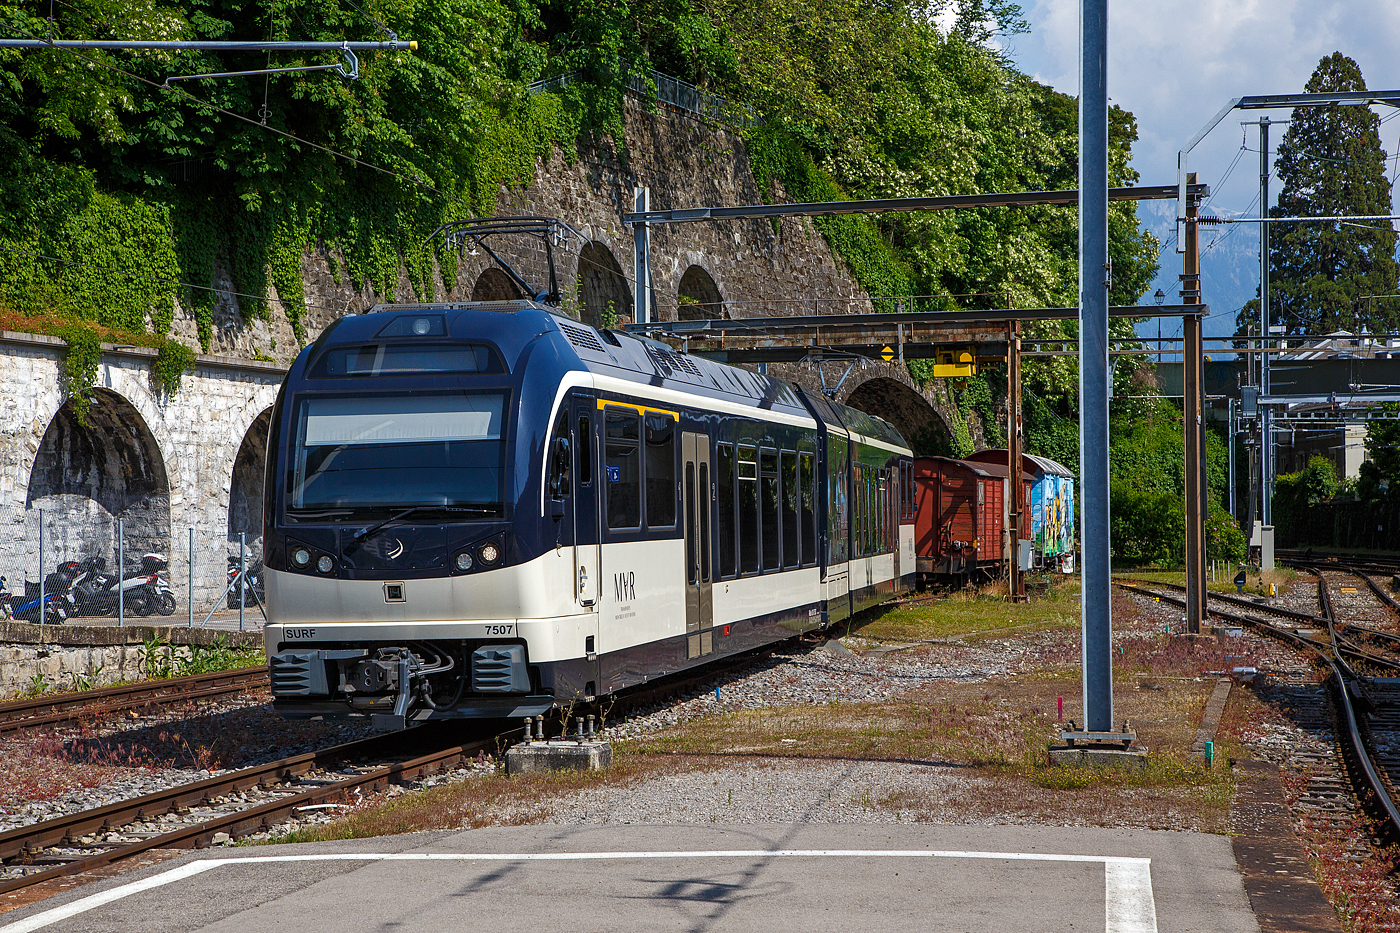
left=527, top=67, right=759, bottom=126
left=0, top=505, right=265, bottom=631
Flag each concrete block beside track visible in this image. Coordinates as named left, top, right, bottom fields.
left=506, top=740, right=612, bottom=775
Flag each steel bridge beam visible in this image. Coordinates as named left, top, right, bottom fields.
left=623, top=184, right=1208, bottom=226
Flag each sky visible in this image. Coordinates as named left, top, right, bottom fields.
left=1003, top=0, right=1400, bottom=348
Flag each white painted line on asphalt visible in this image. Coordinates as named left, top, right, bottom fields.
left=0, top=849, right=1156, bottom=933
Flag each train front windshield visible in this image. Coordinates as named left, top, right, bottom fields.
left=286, top=392, right=507, bottom=519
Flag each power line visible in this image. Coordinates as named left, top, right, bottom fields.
left=2, top=24, right=456, bottom=210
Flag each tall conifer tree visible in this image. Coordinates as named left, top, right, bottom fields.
left=1269, top=52, right=1399, bottom=335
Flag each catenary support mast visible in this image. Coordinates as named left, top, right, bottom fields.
left=1078, top=0, right=1113, bottom=734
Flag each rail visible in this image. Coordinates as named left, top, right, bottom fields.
left=0, top=667, right=270, bottom=734
left=1114, top=577, right=1400, bottom=841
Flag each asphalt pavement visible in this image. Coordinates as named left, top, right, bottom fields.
left=0, top=823, right=1257, bottom=933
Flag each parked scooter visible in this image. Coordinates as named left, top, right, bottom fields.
left=123, top=554, right=175, bottom=617
left=226, top=555, right=265, bottom=610
left=13, top=562, right=79, bottom=624
left=69, top=553, right=176, bottom=617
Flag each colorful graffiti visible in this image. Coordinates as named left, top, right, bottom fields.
left=1031, top=474, right=1075, bottom=566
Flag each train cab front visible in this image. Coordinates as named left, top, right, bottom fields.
left=261, top=305, right=572, bottom=729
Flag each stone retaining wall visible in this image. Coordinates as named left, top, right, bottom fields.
left=0, top=621, right=262, bottom=699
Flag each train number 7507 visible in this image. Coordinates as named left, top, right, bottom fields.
left=482, top=624, right=514, bottom=636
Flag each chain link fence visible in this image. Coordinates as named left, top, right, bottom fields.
left=0, top=504, right=264, bottom=630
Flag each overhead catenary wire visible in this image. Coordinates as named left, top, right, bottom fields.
left=1, top=25, right=450, bottom=209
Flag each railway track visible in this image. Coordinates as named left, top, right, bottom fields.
left=1116, top=573, right=1400, bottom=843
left=0, top=667, right=271, bottom=735
left=0, top=635, right=801, bottom=900
left=0, top=724, right=497, bottom=897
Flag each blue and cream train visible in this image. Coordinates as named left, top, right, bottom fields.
left=263, top=302, right=914, bottom=727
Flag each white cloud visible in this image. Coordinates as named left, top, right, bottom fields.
left=1010, top=0, right=1400, bottom=206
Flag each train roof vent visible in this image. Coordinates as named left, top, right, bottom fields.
left=646, top=344, right=704, bottom=379
left=559, top=321, right=606, bottom=354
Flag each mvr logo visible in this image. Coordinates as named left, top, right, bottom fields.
left=613, top=571, right=636, bottom=601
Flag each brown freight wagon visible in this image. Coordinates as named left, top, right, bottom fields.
left=911, top=456, right=1033, bottom=586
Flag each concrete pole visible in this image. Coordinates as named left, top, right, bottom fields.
left=1008, top=322, right=1025, bottom=601
left=1078, top=0, right=1113, bottom=734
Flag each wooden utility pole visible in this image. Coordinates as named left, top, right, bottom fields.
left=1008, top=321, right=1025, bottom=601
left=1183, top=174, right=1207, bottom=633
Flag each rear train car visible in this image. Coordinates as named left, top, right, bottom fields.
left=260, top=302, right=913, bottom=728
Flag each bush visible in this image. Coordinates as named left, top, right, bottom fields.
left=1110, top=484, right=1184, bottom=567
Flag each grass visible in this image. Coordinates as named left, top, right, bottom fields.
left=851, top=576, right=1082, bottom=642
left=1114, top=566, right=1297, bottom=598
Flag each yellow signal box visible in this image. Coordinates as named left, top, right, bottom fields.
left=931, top=346, right=977, bottom=378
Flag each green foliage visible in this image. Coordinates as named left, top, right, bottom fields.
left=1206, top=507, right=1246, bottom=563
left=153, top=339, right=196, bottom=395
left=0, top=0, right=576, bottom=349
left=1274, top=455, right=1342, bottom=545
left=140, top=631, right=263, bottom=679
left=959, top=372, right=1005, bottom=448
left=55, top=323, right=101, bottom=425
left=1357, top=404, right=1400, bottom=502
left=1110, top=484, right=1183, bottom=566
left=1242, top=52, right=1399, bottom=337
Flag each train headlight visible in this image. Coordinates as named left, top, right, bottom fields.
left=317, top=555, right=335, bottom=574
left=412, top=317, right=432, bottom=335
left=455, top=551, right=473, bottom=572
left=478, top=543, right=500, bottom=565
left=292, top=547, right=312, bottom=569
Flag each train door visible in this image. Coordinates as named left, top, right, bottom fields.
left=571, top=394, right=601, bottom=609
left=682, top=432, right=713, bottom=659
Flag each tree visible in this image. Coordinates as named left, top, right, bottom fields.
left=1243, top=52, right=1400, bottom=337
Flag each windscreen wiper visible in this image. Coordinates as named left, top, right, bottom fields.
left=352, top=507, right=423, bottom=543
left=351, top=506, right=499, bottom=545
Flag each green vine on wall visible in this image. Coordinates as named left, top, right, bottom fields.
left=152, top=339, right=195, bottom=396
left=56, top=324, right=101, bottom=426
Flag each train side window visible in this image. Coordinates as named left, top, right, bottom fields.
left=738, top=445, right=758, bottom=574
left=685, top=461, right=697, bottom=584
left=577, top=415, right=592, bottom=484
left=699, top=462, right=711, bottom=582
left=760, top=448, right=780, bottom=571
left=547, top=410, right=570, bottom=498
left=799, top=452, right=816, bottom=566
left=645, top=413, right=676, bottom=527
left=718, top=444, right=736, bottom=578
left=604, top=408, right=641, bottom=529
left=781, top=451, right=798, bottom=569
left=854, top=464, right=865, bottom=557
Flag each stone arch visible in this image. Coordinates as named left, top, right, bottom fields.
left=843, top=375, right=956, bottom=457
left=25, top=388, right=172, bottom=563
left=228, top=408, right=272, bottom=556
left=471, top=267, right=521, bottom=302
left=677, top=265, right=725, bottom=321
left=576, top=241, right=632, bottom=328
